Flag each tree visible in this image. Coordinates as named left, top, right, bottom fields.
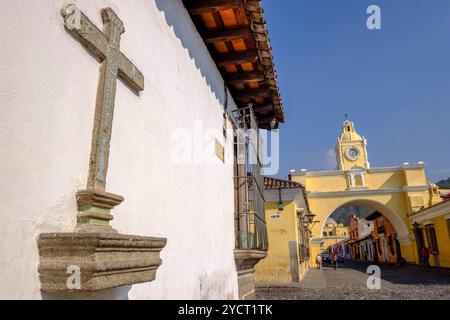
left=436, top=177, right=450, bottom=189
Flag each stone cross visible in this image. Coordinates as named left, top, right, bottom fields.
left=61, top=5, right=144, bottom=232
left=62, top=4, right=144, bottom=190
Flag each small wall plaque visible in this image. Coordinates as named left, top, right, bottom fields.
left=215, top=138, right=225, bottom=163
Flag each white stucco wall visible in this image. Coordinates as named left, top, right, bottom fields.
left=0, top=0, right=238, bottom=299
left=357, top=218, right=374, bottom=239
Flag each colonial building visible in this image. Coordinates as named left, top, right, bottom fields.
left=346, top=216, right=374, bottom=261
left=366, top=211, right=402, bottom=264
left=357, top=217, right=375, bottom=261
left=254, top=178, right=311, bottom=283
left=320, top=218, right=349, bottom=256
left=0, top=0, right=285, bottom=299
left=409, top=198, right=450, bottom=268
left=347, top=215, right=359, bottom=259
left=290, top=119, right=442, bottom=266
left=323, top=218, right=348, bottom=237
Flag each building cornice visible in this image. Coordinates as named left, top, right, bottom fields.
left=308, top=186, right=430, bottom=198
left=410, top=200, right=450, bottom=222
left=339, top=140, right=364, bottom=145
left=289, top=164, right=426, bottom=178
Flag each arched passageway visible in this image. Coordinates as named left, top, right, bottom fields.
left=320, top=199, right=409, bottom=239
left=306, top=197, right=415, bottom=267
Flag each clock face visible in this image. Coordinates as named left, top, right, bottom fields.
left=345, top=147, right=360, bottom=160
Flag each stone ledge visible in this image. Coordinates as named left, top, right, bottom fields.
left=234, top=249, right=267, bottom=300
left=38, top=233, right=167, bottom=292
left=234, top=249, right=267, bottom=272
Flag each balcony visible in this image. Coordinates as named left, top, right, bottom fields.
left=232, top=106, right=268, bottom=300
left=235, top=212, right=268, bottom=251
left=377, top=225, right=386, bottom=234
left=235, top=175, right=268, bottom=251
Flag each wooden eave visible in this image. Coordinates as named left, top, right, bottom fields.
left=183, top=0, right=285, bottom=129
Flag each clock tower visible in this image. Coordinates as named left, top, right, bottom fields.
left=335, top=119, right=370, bottom=170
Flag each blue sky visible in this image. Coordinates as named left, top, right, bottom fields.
left=262, top=0, right=450, bottom=182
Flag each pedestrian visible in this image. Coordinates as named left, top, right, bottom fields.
left=316, top=254, right=322, bottom=269
left=421, top=245, right=429, bottom=266
left=399, top=257, right=406, bottom=267
left=333, top=253, right=338, bottom=270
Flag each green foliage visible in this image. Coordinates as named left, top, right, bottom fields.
left=436, top=177, right=450, bottom=189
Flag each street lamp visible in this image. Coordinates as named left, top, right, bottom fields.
left=277, top=187, right=284, bottom=211
left=303, top=212, right=319, bottom=237
left=304, top=212, right=317, bottom=225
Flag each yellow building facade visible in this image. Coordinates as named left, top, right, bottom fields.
left=290, top=120, right=442, bottom=267
left=254, top=178, right=310, bottom=283
left=320, top=218, right=349, bottom=251
left=322, top=218, right=349, bottom=237
left=409, top=199, right=450, bottom=267
left=321, top=218, right=349, bottom=254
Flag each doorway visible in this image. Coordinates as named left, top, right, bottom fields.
left=382, top=237, right=389, bottom=262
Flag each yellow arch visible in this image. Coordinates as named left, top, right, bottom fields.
left=290, top=165, right=441, bottom=266
left=289, top=121, right=442, bottom=267
left=320, top=198, right=410, bottom=239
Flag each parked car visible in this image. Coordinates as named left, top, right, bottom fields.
left=321, top=252, right=330, bottom=263
left=322, top=252, right=345, bottom=264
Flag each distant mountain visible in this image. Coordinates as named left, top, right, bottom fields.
left=436, top=177, right=450, bottom=189
left=329, top=206, right=375, bottom=227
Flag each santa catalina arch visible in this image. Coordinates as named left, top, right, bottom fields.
left=290, top=120, right=441, bottom=265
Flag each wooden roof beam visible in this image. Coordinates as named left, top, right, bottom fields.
left=225, top=70, right=265, bottom=85
left=187, top=0, right=243, bottom=15
left=258, top=116, right=278, bottom=130
left=233, top=88, right=270, bottom=101
left=252, top=103, right=274, bottom=113
left=216, top=50, right=259, bottom=67
left=257, top=115, right=277, bottom=123
left=204, top=27, right=252, bottom=44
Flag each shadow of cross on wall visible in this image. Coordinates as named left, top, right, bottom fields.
left=61, top=4, right=144, bottom=192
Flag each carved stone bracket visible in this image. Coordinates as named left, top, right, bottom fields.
left=234, top=249, right=267, bottom=300
left=38, top=233, right=167, bottom=292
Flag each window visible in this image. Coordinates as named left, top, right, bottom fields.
left=388, top=236, right=395, bottom=256
left=298, top=220, right=309, bottom=261
left=377, top=220, right=386, bottom=234
left=354, top=175, right=363, bottom=187
left=425, top=224, right=439, bottom=254
left=348, top=171, right=366, bottom=189
left=232, top=107, right=267, bottom=251
left=323, top=232, right=327, bottom=237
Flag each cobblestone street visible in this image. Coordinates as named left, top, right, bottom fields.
left=256, top=262, right=450, bottom=300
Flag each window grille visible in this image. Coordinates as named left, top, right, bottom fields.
left=231, top=106, right=267, bottom=251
